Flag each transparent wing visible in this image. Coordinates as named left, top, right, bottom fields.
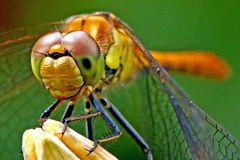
left=110, top=14, right=240, bottom=159
left=1, top=14, right=240, bottom=160
left=0, top=22, right=63, bottom=159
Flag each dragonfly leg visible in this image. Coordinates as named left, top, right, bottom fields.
left=62, top=112, right=101, bottom=134
left=99, top=97, right=153, bottom=160
left=61, top=101, right=75, bottom=123
left=84, top=99, right=93, bottom=140
left=39, top=99, right=62, bottom=124
left=61, top=98, right=96, bottom=140
left=87, top=94, right=122, bottom=152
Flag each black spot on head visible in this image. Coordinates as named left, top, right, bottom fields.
left=82, top=58, right=91, bottom=69
left=49, top=52, right=62, bottom=59
left=48, top=50, right=71, bottom=59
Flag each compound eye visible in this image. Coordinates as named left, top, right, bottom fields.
left=31, top=32, right=63, bottom=81
left=32, top=32, right=62, bottom=59
left=63, top=31, right=100, bottom=58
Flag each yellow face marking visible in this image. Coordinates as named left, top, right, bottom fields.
left=49, top=44, right=65, bottom=55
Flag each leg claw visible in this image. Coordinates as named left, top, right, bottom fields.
left=86, top=141, right=99, bottom=156
left=38, top=118, right=48, bottom=127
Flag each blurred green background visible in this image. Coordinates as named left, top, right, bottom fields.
left=0, top=0, right=240, bottom=159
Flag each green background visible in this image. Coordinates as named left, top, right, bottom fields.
left=1, top=0, right=240, bottom=159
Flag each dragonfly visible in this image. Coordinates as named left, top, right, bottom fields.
left=0, top=12, right=240, bottom=160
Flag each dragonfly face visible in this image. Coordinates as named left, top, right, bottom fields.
left=31, top=31, right=104, bottom=99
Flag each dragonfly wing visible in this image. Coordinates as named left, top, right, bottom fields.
left=0, top=22, right=62, bottom=159
left=109, top=13, right=240, bottom=159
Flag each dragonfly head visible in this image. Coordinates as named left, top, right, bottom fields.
left=31, top=31, right=104, bottom=99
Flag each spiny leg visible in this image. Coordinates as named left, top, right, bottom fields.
left=62, top=112, right=102, bottom=134
left=61, top=100, right=101, bottom=135
left=39, top=99, right=62, bottom=124
left=61, top=101, right=75, bottom=123
left=99, top=97, right=153, bottom=160
left=88, top=94, right=122, bottom=152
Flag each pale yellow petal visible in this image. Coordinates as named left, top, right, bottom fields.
left=22, top=119, right=118, bottom=160
left=22, top=128, right=80, bottom=160
left=34, top=128, right=80, bottom=160
left=22, top=129, right=37, bottom=160
left=42, top=119, right=118, bottom=160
